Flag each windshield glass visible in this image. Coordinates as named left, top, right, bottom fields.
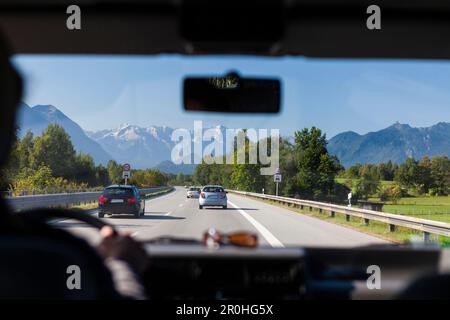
left=4, top=55, right=449, bottom=248
left=203, top=187, right=225, bottom=193
left=104, top=188, right=134, bottom=197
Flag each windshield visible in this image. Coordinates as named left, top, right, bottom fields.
left=203, top=187, right=225, bottom=193
left=3, top=55, right=449, bottom=248
left=104, top=188, right=134, bottom=197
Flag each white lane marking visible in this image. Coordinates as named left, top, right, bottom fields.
left=165, top=211, right=172, bottom=216
left=228, top=200, right=284, bottom=248
left=179, top=204, right=184, bottom=207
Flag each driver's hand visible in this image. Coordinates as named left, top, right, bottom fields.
left=97, top=226, right=148, bottom=274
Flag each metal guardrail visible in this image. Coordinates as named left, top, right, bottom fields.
left=6, top=187, right=169, bottom=210
left=228, top=190, right=450, bottom=241
left=3, top=188, right=104, bottom=197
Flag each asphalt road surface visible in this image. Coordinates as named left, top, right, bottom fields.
left=55, top=187, right=388, bottom=247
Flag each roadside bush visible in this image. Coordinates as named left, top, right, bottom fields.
left=352, top=176, right=380, bottom=200
left=379, top=184, right=402, bottom=203
left=10, top=165, right=89, bottom=195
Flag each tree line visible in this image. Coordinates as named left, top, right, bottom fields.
left=193, top=127, right=345, bottom=202
left=340, top=155, right=450, bottom=197
left=0, top=124, right=169, bottom=194
left=2, top=123, right=447, bottom=200
left=193, top=127, right=449, bottom=203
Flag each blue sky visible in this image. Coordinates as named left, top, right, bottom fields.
left=12, top=54, right=450, bottom=138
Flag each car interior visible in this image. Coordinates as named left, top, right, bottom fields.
left=0, top=0, right=450, bottom=301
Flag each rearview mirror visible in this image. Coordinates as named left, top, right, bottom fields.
left=183, top=72, right=281, bottom=113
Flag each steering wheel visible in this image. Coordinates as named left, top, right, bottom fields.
left=18, top=208, right=118, bottom=235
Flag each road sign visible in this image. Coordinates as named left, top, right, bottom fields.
left=122, top=164, right=131, bottom=185
left=122, top=171, right=131, bottom=179
left=274, top=169, right=282, bottom=196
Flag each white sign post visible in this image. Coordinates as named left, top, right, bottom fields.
left=274, top=168, right=282, bottom=196
left=123, top=163, right=131, bottom=185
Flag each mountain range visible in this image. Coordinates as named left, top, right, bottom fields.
left=327, top=122, right=450, bottom=167
left=16, top=103, right=113, bottom=165
left=85, top=124, right=228, bottom=170
left=16, top=103, right=450, bottom=172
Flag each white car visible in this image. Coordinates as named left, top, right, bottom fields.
left=198, top=185, right=227, bottom=209
left=186, top=187, right=201, bottom=198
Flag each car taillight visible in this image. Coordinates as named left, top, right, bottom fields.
left=201, top=193, right=206, bottom=198
left=99, top=197, right=108, bottom=203
left=220, top=192, right=226, bottom=198
left=127, top=198, right=137, bottom=203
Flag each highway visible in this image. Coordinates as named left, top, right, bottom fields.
left=54, top=187, right=388, bottom=247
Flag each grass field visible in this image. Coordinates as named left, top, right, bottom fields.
left=335, top=178, right=450, bottom=223
left=369, top=196, right=450, bottom=223
left=241, top=194, right=450, bottom=247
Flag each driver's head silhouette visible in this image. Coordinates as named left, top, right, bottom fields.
left=0, top=30, right=22, bottom=168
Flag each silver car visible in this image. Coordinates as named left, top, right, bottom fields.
left=186, top=187, right=201, bottom=198
left=199, top=185, right=228, bottom=209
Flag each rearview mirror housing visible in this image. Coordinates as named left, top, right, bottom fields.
left=183, top=72, right=281, bottom=113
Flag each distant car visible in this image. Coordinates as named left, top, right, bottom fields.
left=98, top=185, right=145, bottom=218
left=199, top=185, right=227, bottom=209
left=187, top=187, right=201, bottom=198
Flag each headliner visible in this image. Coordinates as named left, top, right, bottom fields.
left=1, top=0, right=450, bottom=59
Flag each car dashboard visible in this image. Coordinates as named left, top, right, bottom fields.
left=143, top=244, right=450, bottom=300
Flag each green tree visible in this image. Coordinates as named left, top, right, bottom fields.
left=352, top=173, right=380, bottom=200
left=429, top=155, right=450, bottom=195
left=94, top=165, right=110, bottom=187
left=230, top=132, right=264, bottom=192
left=107, top=160, right=122, bottom=184
left=395, top=158, right=418, bottom=189
left=292, top=127, right=341, bottom=199
left=345, top=164, right=362, bottom=179
left=395, top=157, right=433, bottom=194
left=30, top=124, right=76, bottom=178
left=231, top=163, right=264, bottom=192
left=0, top=133, right=20, bottom=189
left=18, top=130, right=34, bottom=170
left=73, top=152, right=96, bottom=185
left=378, top=160, right=397, bottom=181
left=379, top=184, right=402, bottom=203
left=129, top=169, right=168, bottom=187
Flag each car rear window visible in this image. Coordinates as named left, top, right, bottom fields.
left=203, top=187, right=224, bottom=193
left=104, top=188, right=134, bottom=197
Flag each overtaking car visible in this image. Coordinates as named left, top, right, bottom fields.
left=199, top=185, right=228, bottom=209
left=98, top=185, right=145, bottom=218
